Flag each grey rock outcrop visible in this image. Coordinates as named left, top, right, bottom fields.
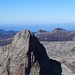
left=0, top=30, right=62, bottom=75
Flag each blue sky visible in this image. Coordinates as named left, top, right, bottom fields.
left=0, top=0, right=75, bottom=31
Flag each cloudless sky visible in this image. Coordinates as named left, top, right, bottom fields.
left=0, top=0, right=75, bottom=31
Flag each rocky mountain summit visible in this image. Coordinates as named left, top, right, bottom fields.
left=0, top=30, right=62, bottom=75
left=1, top=30, right=75, bottom=75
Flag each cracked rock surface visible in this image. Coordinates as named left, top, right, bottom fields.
left=42, top=41, right=75, bottom=75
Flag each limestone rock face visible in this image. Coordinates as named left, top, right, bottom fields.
left=0, top=30, right=62, bottom=75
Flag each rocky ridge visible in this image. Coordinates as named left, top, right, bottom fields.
left=0, top=30, right=62, bottom=75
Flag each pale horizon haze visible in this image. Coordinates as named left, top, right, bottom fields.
left=0, top=0, right=75, bottom=31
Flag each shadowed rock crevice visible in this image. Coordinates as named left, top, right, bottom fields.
left=6, top=58, right=10, bottom=75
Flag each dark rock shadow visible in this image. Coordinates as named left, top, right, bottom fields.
left=49, top=59, right=62, bottom=75
left=26, top=32, right=62, bottom=75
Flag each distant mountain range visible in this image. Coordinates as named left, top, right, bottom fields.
left=0, top=29, right=18, bottom=39
left=0, top=29, right=18, bottom=46
left=1, top=28, right=75, bottom=46
left=35, top=28, right=75, bottom=41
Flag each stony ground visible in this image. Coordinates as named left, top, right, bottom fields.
left=42, top=41, right=75, bottom=75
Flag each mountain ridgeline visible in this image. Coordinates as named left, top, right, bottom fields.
left=0, top=28, right=75, bottom=46
left=0, top=29, right=18, bottom=46
left=0, top=29, right=17, bottom=39
left=35, top=28, right=75, bottom=41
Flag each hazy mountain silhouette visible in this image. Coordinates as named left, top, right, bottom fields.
left=35, top=28, right=75, bottom=41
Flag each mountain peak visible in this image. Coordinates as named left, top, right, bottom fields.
left=12, top=30, right=33, bottom=47
left=37, top=29, right=46, bottom=33
left=53, top=28, right=66, bottom=32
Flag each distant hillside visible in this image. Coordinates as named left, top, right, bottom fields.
left=0, top=29, right=18, bottom=39
left=35, top=28, right=75, bottom=41
left=0, top=29, right=18, bottom=46
left=1, top=28, right=75, bottom=46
